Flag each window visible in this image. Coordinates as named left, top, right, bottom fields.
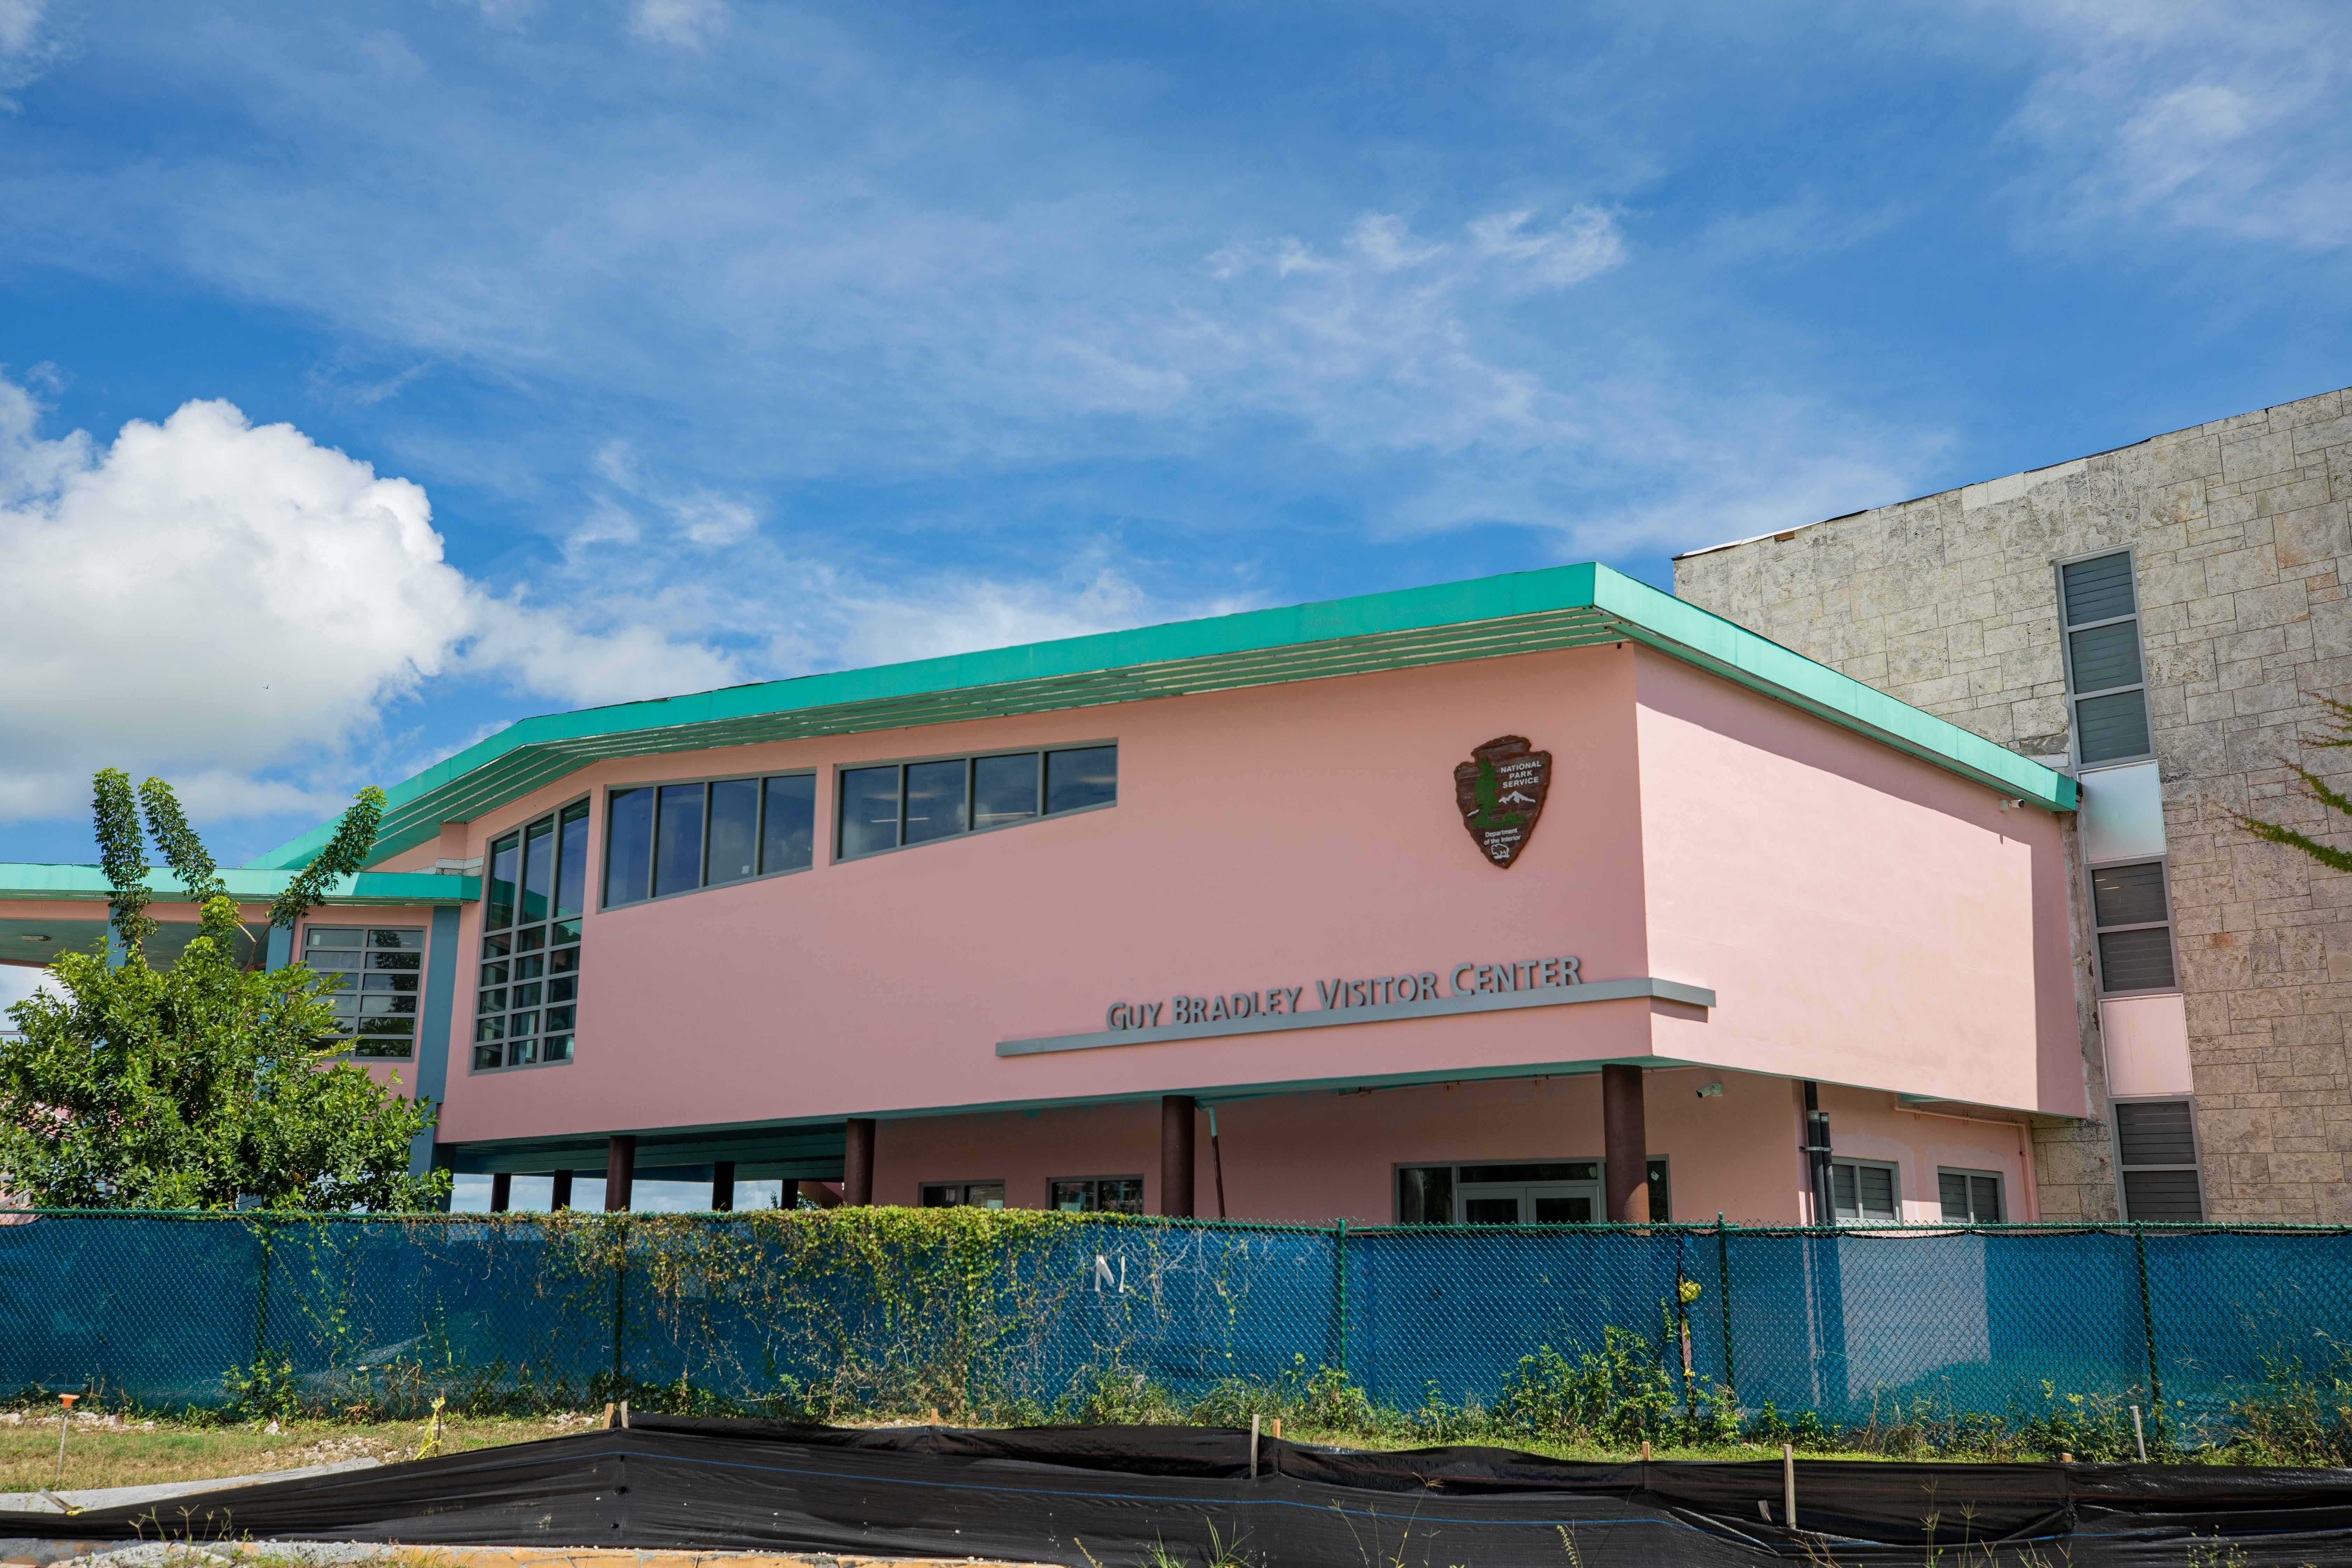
left=2059, top=551, right=2153, bottom=765
left=920, top=1181, right=1006, bottom=1209
left=2090, top=859, right=2178, bottom=994
left=1829, top=1159, right=1899, bottom=1221
left=604, top=772, right=816, bottom=907
left=1050, top=1176, right=1144, bottom=1214
left=477, top=799, right=588, bottom=1072
left=836, top=745, right=1116, bottom=862
left=1937, top=1168, right=2004, bottom=1224
left=2116, top=1100, right=2205, bottom=1221
left=304, top=926, right=425, bottom=1057
left=1393, top=1158, right=1668, bottom=1223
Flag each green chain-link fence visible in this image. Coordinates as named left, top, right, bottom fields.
left=2, top=1212, right=2346, bottom=1446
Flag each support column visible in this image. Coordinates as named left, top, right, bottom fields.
left=550, top=1170, right=573, bottom=1211
left=605, top=1136, right=636, bottom=1212
left=711, top=1161, right=735, bottom=1212
left=844, top=1118, right=876, bottom=1206
left=1603, top=1064, right=1649, bottom=1224
left=490, top=1172, right=512, bottom=1213
left=1160, top=1095, right=1197, bottom=1218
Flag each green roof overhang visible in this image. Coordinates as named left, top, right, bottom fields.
left=251, top=562, right=2075, bottom=871
left=0, top=863, right=478, bottom=906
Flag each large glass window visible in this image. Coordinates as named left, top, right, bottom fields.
left=838, top=745, right=1116, bottom=861
left=304, top=925, right=425, bottom=1059
left=2059, top=551, right=2154, bottom=765
left=1392, top=1159, right=1667, bottom=1223
left=2091, top=859, right=2178, bottom=994
left=478, top=799, right=588, bottom=1072
left=921, top=1181, right=1006, bottom=1209
left=604, top=772, right=819, bottom=906
left=1050, top=1176, right=1144, bottom=1214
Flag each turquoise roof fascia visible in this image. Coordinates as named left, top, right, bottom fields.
left=252, top=562, right=2073, bottom=871
left=0, top=863, right=479, bottom=906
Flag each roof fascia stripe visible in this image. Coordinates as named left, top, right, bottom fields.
left=253, top=561, right=2072, bottom=869
left=0, top=863, right=479, bottom=906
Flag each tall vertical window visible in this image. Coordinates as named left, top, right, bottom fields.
left=478, top=799, right=588, bottom=1071
left=2059, top=551, right=2153, bottom=765
left=304, top=925, right=425, bottom=1058
left=2090, top=860, right=2178, bottom=994
left=2116, top=1100, right=2205, bottom=1221
left=603, top=772, right=817, bottom=906
left=836, top=745, right=1116, bottom=861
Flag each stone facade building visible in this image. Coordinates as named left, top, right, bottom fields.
left=1675, top=384, right=2352, bottom=1223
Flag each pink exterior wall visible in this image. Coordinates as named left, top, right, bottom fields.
left=424, top=639, right=2079, bottom=1156
left=1631, top=651, right=2081, bottom=1115
left=874, top=1069, right=2035, bottom=1225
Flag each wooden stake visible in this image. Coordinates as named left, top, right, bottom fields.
left=1269, top=1418, right=1281, bottom=1441
left=1249, top=1414, right=1260, bottom=1479
left=1781, top=1442, right=1796, bottom=1531
left=1640, top=1440, right=1651, bottom=1462
left=603, top=1402, right=616, bottom=1430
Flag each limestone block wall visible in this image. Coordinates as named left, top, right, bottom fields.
left=1673, top=385, right=2352, bottom=1222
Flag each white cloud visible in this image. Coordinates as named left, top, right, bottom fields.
left=629, top=0, right=727, bottom=51
left=0, top=0, right=56, bottom=100
left=1996, top=0, right=2352, bottom=249
left=0, top=377, right=737, bottom=822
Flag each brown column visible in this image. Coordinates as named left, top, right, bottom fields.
left=844, top=1118, right=877, bottom=1206
left=550, top=1170, right=573, bottom=1211
left=489, top=1172, right=512, bottom=1213
left=605, top=1135, right=636, bottom=1212
left=711, top=1160, right=735, bottom=1212
left=1160, top=1095, right=1197, bottom=1217
left=1602, top=1064, right=1650, bottom=1223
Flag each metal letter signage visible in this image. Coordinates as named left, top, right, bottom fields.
left=1453, top=735, right=1550, bottom=869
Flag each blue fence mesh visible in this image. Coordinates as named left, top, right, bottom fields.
left=2, top=1213, right=2348, bottom=1439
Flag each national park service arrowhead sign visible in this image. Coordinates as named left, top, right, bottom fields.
left=1454, top=735, right=1552, bottom=869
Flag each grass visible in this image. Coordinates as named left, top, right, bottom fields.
left=0, top=1410, right=597, bottom=1495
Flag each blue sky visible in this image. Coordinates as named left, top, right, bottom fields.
left=1, top=0, right=2349, bottom=875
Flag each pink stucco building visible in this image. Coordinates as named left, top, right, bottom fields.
left=0, top=565, right=2083, bottom=1225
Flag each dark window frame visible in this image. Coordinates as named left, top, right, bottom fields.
left=2056, top=548, right=2156, bottom=768
left=474, top=794, right=590, bottom=1076
left=919, top=1180, right=1007, bottom=1209
left=2112, top=1097, right=2206, bottom=1222
left=1048, top=1175, right=1146, bottom=1214
left=832, top=741, right=1118, bottom=864
left=1390, top=1157, right=1669, bottom=1224
left=2087, top=854, right=2182, bottom=997
left=601, top=769, right=819, bottom=911
left=1935, top=1166, right=2005, bottom=1224
left=1828, top=1157, right=1901, bottom=1222
left=302, top=923, right=427, bottom=1060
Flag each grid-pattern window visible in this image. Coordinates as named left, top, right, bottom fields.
left=2116, top=1100, right=2205, bottom=1220
left=1938, top=1168, right=2004, bottom=1223
left=477, top=799, right=589, bottom=1071
left=304, top=926, right=424, bottom=1057
left=1393, top=1158, right=1670, bottom=1223
left=2059, top=552, right=2154, bottom=765
left=838, top=746, right=1116, bottom=861
left=1830, top=1159, right=1899, bottom=1221
left=1050, top=1176, right=1144, bottom=1214
left=920, top=1181, right=1006, bottom=1209
left=2091, top=859, right=2178, bottom=994
left=604, top=772, right=816, bottom=908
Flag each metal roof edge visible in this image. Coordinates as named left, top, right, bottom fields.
left=253, top=558, right=2071, bottom=867
left=0, top=863, right=479, bottom=906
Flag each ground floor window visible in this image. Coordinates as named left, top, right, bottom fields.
left=303, top=925, right=424, bottom=1057
left=922, top=1181, right=1005, bottom=1209
left=2114, top=1099, right=2204, bottom=1220
left=1830, top=1158, right=1899, bottom=1221
left=1937, top=1168, right=2004, bottom=1223
left=1050, top=1176, right=1143, bottom=1214
left=1396, top=1158, right=1669, bottom=1224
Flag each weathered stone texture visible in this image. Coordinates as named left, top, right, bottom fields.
left=1675, top=386, right=2352, bottom=1223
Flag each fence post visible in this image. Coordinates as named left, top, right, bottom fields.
left=611, top=1219, right=629, bottom=1396
left=1717, top=1215, right=1735, bottom=1395
left=2132, top=1222, right=2164, bottom=1439
left=1332, top=1220, right=1349, bottom=1378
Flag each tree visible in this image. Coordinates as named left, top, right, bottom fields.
left=2235, top=698, right=2352, bottom=874
left=0, top=773, right=447, bottom=1211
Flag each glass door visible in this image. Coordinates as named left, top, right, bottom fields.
left=1455, top=1161, right=1602, bottom=1223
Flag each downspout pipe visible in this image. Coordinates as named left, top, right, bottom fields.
left=1801, top=1081, right=1834, bottom=1224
